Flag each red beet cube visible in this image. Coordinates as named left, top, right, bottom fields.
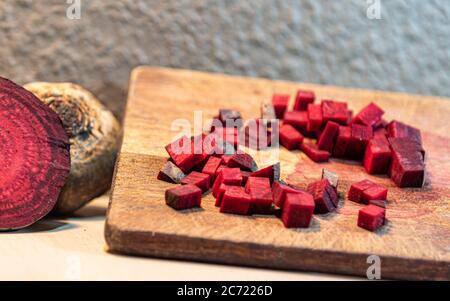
left=280, top=124, right=304, bottom=150
left=348, top=179, right=387, bottom=204
left=272, top=181, right=302, bottom=208
left=389, top=151, right=425, bottom=188
left=245, top=177, right=271, bottom=194
left=301, top=142, right=330, bottom=163
left=307, top=179, right=338, bottom=214
left=389, top=137, right=425, bottom=159
left=347, top=124, right=373, bottom=160
left=363, top=136, right=391, bottom=174
left=307, top=104, right=323, bottom=132
left=241, top=170, right=251, bottom=186
left=358, top=205, right=386, bottom=232
left=272, top=94, right=290, bottom=119
left=157, top=161, right=186, bottom=184
left=250, top=162, right=281, bottom=184
left=181, top=171, right=211, bottom=193
left=165, top=136, right=198, bottom=173
left=202, top=156, right=222, bottom=184
left=321, top=100, right=349, bottom=125
left=215, top=183, right=231, bottom=207
left=212, top=167, right=243, bottom=197
left=293, top=90, right=315, bottom=111
left=215, top=165, right=226, bottom=177
left=165, top=184, right=202, bottom=210
left=333, top=126, right=351, bottom=158
left=281, top=192, right=315, bottom=228
left=352, top=102, right=384, bottom=128
left=283, top=111, right=308, bottom=133
left=220, top=186, right=252, bottom=215
left=387, top=120, right=422, bottom=145
left=317, top=121, right=340, bottom=153
left=203, top=132, right=235, bottom=156
left=227, top=153, right=257, bottom=171
left=245, top=177, right=273, bottom=214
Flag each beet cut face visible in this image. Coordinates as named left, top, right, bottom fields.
left=363, top=136, right=392, bottom=175
left=227, top=153, right=257, bottom=171
left=307, top=180, right=338, bottom=214
left=389, top=151, right=425, bottom=188
left=300, top=142, right=330, bottom=163
left=245, top=177, right=271, bottom=194
left=245, top=177, right=273, bottom=215
left=0, top=78, right=71, bottom=230
left=348, top=179, right=387, bottom=204
left=333, top=126, right=351, bottom=158
left=358, top=205, right=386, bottom=232
left=321, top=100, right=349, bottom=125
left=352, top=102, right=384, bottom=128
left=215, top=183, right=231, bottom=207
left=281, top=192, right=315, bottom=228
left=272, top=94, right=290, bottom=119
left=347, top=124, right=373, bottom=160
left=165, top=135, right=205, bottom=173
left=157, top=161, right=186, bottom=184
left=317, top=121, right=340, bottom=153
left=362, top=185, right=388, bottom=204
left=220, top=186, right=252, bottom=215
left=165, top=184, right=202, bottom=210
left=272, top=181, right=302, bottom=209
left=250, top=162, right=281, bottom=184
left=293, top=90, right=315, bottom=111
left=280, top=124, right=304, bottom=150
left=283, top=111, right=308, bottom=134
left=181, top=171, right=211, bottom=193
left=211, top=167, right=242, bottom=197
left=307, top=103, right=323, bottom=132
left=387, top=120, right=422, bottom=145
left=202, top=156, right=222, bottom=184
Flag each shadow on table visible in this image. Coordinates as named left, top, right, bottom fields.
left=3, top=219, right=77, bottom=234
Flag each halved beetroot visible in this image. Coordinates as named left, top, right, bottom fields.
left=0, top=77, right=71, bottom=230
left=220, top=186, right=252, bottom=215
left=363, top=135, right=391, bottom=175
left=333, top=126, right=351, bottom=158
left=272, top=95, right=290, bottom=119
left=227, top=153, right=257, bottom=171
left=358, top=205, right=386, bottom=232
left=317, top=121, right=340, bottom=153
left=352, top=102, right=384, bottom=128
left=321, top=100, right=349, bottom=125
left=157, top=161, right=186, bottom=184
left=250, top=163, right=281, bottom=184
left=281, top=192, right=315, bottom=228
left=165, top=184, right=202, bottom=210
left=181, top=171, right=211, bottom=193
left=387, top=120, right=422, bottom=145
left=307, top=103, right=323, bottom=132
left=280, top=124, right=304, bottom=150
left=212, top=167, right=243, bottom=197
left=347, top=124, right=373, bottom=160
left=293, top=90, right=315, bottom=111
left=202, top=156, right=222, bottom=184
left=300, top=142, right=330, bottom=163
left=272, top=181, right=301, bottom=208
left=307, top=180, right=338, bottom=214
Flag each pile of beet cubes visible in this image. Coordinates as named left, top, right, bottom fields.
left=158, top=90, right=426, bottom=232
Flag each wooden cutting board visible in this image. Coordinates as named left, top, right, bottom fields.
left=105, top=67, right=450, bottom=280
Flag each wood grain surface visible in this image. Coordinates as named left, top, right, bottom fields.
left=105, top=67, right=450, bottom=280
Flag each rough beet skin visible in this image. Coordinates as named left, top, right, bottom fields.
left=0, top=77, right=71, bottom=230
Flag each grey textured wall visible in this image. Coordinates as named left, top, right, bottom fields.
left=1, top=0, right=449, bottom=120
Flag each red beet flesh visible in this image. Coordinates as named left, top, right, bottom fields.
left=0, top=78, right=71, bottom=230
left=250, top=162, right=280, bottom=184
left=321, top=100, right=349, bottom=125
left=307, top=180, right=338, bottom=214
left=283, top=111, right=309, bottom=134
left=165, top=136, right=204, bottom=173
left=387, top=120, right=422, bottom=145
left=353, top=102, right=385, bottom=128
left=212, top=168, right=242, bottom=197
left=300, top=142, right=330, bottom=163
left=220, top=186, right=251, bottom=215
left=165, top=184, right=202, bottom=210
left=272, top=181, right=302, bottom=209
left=272, top=94, right=290, bottom=119
left=317, top=121, right=340, bottom=153
left=348, top=124, right=373, bottom=160
left=358, top=205, right=386, bottom=232
left=281, top=192, right=315, bottom=228
left=363, top=135, right=391, bottom=174
left=333, top=126, right=351, bottom=158
left=181, top=171, right=211, bottom=193
left=307, top=104, right=323, bottom=132
left=245, top=177, right=273, bottom=214
left=348, top=179, right=388, bottom=204
left=202, top=156, right=222, bottom=184
left=293, top=90, right=315, bottom=111
left=227, top=153, right=257, bottom=171
left=280, top=124, right=304, bottom=150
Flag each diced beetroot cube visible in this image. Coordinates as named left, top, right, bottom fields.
left=227, top=153, right=257, bottom=171
left=389, top=151, right=425, bottom=188
left=321, top=100, right=349, bottom=125
left=347, top=124, right=373, bottom=160
left=317, top=121, right=340, bottom=153
left=272, top=94, right=290, bottom=119
left=307, top=104, right=323, bottom=132
left=373, top=119, right=388, bottom=130
left=352, top=102, right=384, bottom=128
left=241, top=170, right=251, bottom=186
left=348, top=179, right=376, bottom=203
left=374, top=127, right=388, bottom=139
left=212, top=167, right=243, bottom=197
left=283, top=111, right=308, bottom=133
left=387, top=120, right=422, bottom=145
left=281, top=192, right=315, bottom=228
left=293, top=90, right=315, bottom=111
left=272, top=181, right=301, bottom=209
left=157, top=161, right=186, bottom=184
left=220, top=186, right=252, bottom=215
left=362, top=185, right=388, bottom=204
left=215, top=165, right=226, bottom=177
left=322, top=168, right=339, bottom=192
left=250, top=162, right=281, bottom=184
left=215, top=183, right=231, bottom=207
left=221, top=155, right=233, bottom=165
left=165, top=135, right=197, bottom=173
left=348, top=179, right=387, bottom=204
left=363, top=137, right=391, bottom=175
left=202, top=156, right=222, bottom=184
left=333, top=126, right=351, bottom=158
left=245, top=177, right=271, bottom=194
left=300, top=142, right=330, bottom=163
left=307, top=179, right=338, bottom=214
left=389, top=137, right=425, bottom=159
left=358, top=205, right=386, bottom=232
left=165, top=184, right=202, bottom=210
left=181, top=171, right=211, bottom=193
left=280, top=124, right=304, bottom=150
